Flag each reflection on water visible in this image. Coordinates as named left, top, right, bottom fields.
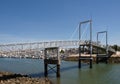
left=0, top=58, right=120, bottom=84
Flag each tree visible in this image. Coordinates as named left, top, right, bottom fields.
left=113, top=45, right=118, bottom=51
left=60, top=49, right=65, bottom=54
left=111, top=45, right=120, bottom=51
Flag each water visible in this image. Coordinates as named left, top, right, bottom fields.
left=0, top=58, right=120, bottom=84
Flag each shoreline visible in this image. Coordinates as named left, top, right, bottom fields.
left=64, top=54, right=120, bottom=63
left=0, top=71, right=52, bottom=84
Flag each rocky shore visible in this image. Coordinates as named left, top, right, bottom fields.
left=0, top=71, right=52, bottom=84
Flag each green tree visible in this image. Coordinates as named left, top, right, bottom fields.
left=60, top=49, right=65, bottom=54
left=111, top=45, right=120, bottom=51
left=113, top=45, right=118, bottom=51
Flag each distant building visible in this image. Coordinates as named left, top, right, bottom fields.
left=116, top=51, right=120, bottom=56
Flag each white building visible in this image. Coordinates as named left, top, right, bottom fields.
left=116, top=51, right=120, bottom=56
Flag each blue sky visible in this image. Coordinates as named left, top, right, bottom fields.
left=0, top=0, right=120, bottom=45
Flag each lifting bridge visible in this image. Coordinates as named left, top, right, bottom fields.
left=0, top=40, right=115, bottom=58
left=0, top=20, right=116, bottom=77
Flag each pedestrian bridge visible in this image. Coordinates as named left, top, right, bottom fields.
left=0, top=40, right=115, bottom=58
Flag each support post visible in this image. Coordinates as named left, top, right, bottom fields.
left=78, top=20, right=93, bottom=69
left=96, top=32, right=99, bottom=64
left=44, top=47, right=61, bottom=77
left=90, top=20, right=92, bottom=68
left=97, top=31, right=108, bottom=64
left=57, top=64, right=60, bottom=77
left=90, top=59, right=92, bottom=68
left=78, top=59, right=81, bottom=68
left=44, top=63, right=48, bottom=77
left=78, top=46, right=81, bottom=68
left=83, top=46, right=85, bottom=53
left=106, top=58, right=108, bottom=64
left=78, top=21, right=81, bottom=69
left=96, top=57, right=99, bottom=64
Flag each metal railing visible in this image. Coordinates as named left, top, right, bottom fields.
left=0, top=40, right=115, bottom=58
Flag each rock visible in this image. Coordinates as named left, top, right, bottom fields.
left=0, top=71, right=52, bottom=84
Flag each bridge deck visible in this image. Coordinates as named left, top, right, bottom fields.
left=0, top=40, right=115, bottom=58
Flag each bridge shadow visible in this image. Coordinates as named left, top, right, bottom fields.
left=60, top=65, right=78, bottom=72
left=28, top=72, right=44, bottom=78
left=28, top=63, right=89, bottom=78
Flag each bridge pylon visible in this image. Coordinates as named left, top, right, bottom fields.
left=78, top=20, right=93, bottom=69
left=96, top=31, right=108, bottom=64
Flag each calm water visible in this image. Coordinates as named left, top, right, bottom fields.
left=0, top=58, right=120, bottom=84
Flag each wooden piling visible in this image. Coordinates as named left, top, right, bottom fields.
left=44, top=63, right=48, bottom=77
left=90, top=58, right=92, bottom=68
left=96, top=57, right=99, bottom=64
left=78, top=59, right=81, bottom=68
left=57, top=64, right=60, bottom=77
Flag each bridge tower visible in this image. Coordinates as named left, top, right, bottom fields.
left=78, top=20, right=93, bottom=68
left=44, top=47, right=60, bottom=77
left=96, top=31, right=108, bottom=64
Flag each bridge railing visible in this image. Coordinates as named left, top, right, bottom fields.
left=92, top=42, right=115, bottom=52
left=0, top=40, right=115, bottom=57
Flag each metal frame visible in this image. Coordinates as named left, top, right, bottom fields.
left=96, top=31, right=108, bottom=64
left=79, top=20, right=92, bottom=68
left=97, top=31, right=108, bottom=56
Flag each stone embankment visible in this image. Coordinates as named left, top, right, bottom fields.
left=0, top=71, right=52, bottom=84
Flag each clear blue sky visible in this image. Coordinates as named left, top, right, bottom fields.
left=0, top=0, right=120, bottom=45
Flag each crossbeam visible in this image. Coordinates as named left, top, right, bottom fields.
left=80, top=20, right=92, bottom=24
